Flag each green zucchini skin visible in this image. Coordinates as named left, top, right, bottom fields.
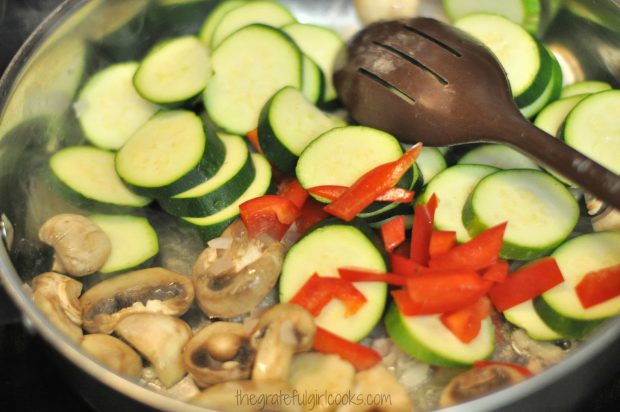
left=117, top=115, right=226, bottom=198
left=158, top=136, right=256, bottom=217
left=514, top=38, right=554, bottom=108
left=257, top=94, right=299, bottom=175
left=533, top=297, right=602, bottom=339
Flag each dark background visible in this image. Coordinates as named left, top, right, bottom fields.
left=0, top=0, right=619, bottom=411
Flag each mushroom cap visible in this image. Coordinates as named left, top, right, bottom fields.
left=115, top=313, right=192, bottom=388
left=31, top=272, right=83, bottom=344
left=192, top=220, right=284, bottom=318
left=191, top=380, right=301, bottom=412
left=39, top=214, right=111, bottom=276
left=81, top=333, right=142, bottom=379
left=80, top=267, right=194, bottom=334
left=182, top=322, right=255, bottom=387
left=440, top=363, right=527, bottom=407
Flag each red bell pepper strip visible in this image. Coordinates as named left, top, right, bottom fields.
left=391, top=289, right=421, bottom=316
left=338, top=267, right=407, bottom=287
left=482, top=260, right=510, bottom=284
left=410, top=194, right=439, bottom=265
left=487, top=257, right=565, bottom=312
left=575, top=263, right=620, bottom=309
left=308, top=185, right=415, bottom=203
left=390, top=253, right=426, bottom=277
left=381, top=216, right=406, bottom=253
left=246, top=128, right=262, bottom=153
left=323, top=143, right=422, bottom=221
left=405, top=270, right=491, bottom=315
left=428, top=222, right=507, bottom=271
left=313, top=327, right=381, bottom=370
left=290, top=273, right=367, bottom=317
left=295, top=199, right=329, bottom=234
left=440, top=296, right=491, bottom=344
left=239, top=195, right=300, bottom=239
left=474, top=360, right=533, bottom=377
left=429, top=230, right=457, bottom=258
left=277, top=178, right=308, bottom=209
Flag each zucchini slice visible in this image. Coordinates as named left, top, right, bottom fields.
left=454, top=13, right=552, bottom=108
left=416, top=146, right=447, bottom=183
left=385, top=304, right=495, bottom=367
left=443, top=0, right=541, bottom=34
left=89, top=214, right=159, bottom=274
left=562, top=89, right=620, bottom=174
left=457, top=144, right=540, bottom=170
left=280, top=220, right=387, bottom=342
left=300, top=55, right=325, bottom=104
left=198, top=0, right=248, bottom=47
left=519, top=46, right=563, bottom=119
left=75, top=62, right=158, bottom=150
left=49, top=146, right=151, bottom=210
left=419, top=164, right=498, bottom=243
left=204, top=24, right=302, bottom=135
left=183, top=153, right=272, bottom=240
left=133, top=36, right=212, bottom=106
left=115, top=110, right=225, bottom=197
left=282, top=23, right=345, bottom=104
left=258, top=86, right=340, bottom=174
left=560, top=80, right=612, bottom=98
left=535, top=232, right=620, bottom=339
left=503, top=299, right=563, bottom=341
left=159, top=133, right=255, bottom=217
left=209, top=0, right=295, bottom=49
left=463, top=169, right=579, bottom=260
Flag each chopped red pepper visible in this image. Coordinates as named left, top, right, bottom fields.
left=246, top=128, right=262, bottom=153
left=308, top=185, right=415, bottom=203
left=404, top=270, right=491, bottom=315
left=295, top=198, right=329, bottom=234
left=440, top=296, right=491, bottom=343
left=410, top=194, right=439, bottom=265
left=338, top=267, right=407, bottom=286
left=391, top=289, right=422, bottom=316
left=429, top=230, right=457, bottom=258
left=239, top=195, right=300, bottom=239
left=575, top=263, right=620, bottom=309
left=482, top=260, right=510, bottom=284
left=474, top=360, right=533, bottom=377
left=487, top=257, right=564, bottom=312
left=323, top=143, right=422, bottom=221
left=428, top=222, right=507, bottom=271
left=381, top=216, right=406, bottom=253
left=313, top=327, right=382, bottom=370
left=277, top=178, right=308, bottom=209
left=390, top=253, right=426, bottom=277
left=290, top=273, right=367, bottom=317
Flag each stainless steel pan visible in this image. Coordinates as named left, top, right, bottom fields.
left=1, top=1, right=619, bottom=411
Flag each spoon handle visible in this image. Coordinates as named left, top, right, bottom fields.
left=501, top=120, right=620, bottom=210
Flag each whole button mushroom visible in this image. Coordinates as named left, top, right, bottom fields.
left=39, top=214, right=111, bottom=277
left=250, top=303, right=316, bottom=381
left=182, top=322, right=255, bottom=387
left=31, top=272, right=83, bottom=344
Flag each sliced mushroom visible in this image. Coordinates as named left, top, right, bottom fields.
left=192, top=219, right=284, bottom=318
left=250, top=303, right=316, bottom=381
left=192, top=380, right=301, bottom=412
left=81, top=334, right=142, bottom=378
left=31, top=272, right=83, bottom=344
left=439, top=363, right=527, bottom=407
left=338, top=365, right=414, bottom=412
left=115, top=313, right=192, bottom=388
left=183, top=321, right=255, bottom=387
left=39, top=214, right=111, bottom=276
left=80, top=267, right=194, bottom=334
left=289, top=352, right=355, bottom=412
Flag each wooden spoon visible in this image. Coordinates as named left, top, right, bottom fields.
left=334, top=17, right=620, bottom=209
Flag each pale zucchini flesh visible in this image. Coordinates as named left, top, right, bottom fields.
left=503, top=300, right=563, bottom=341
left=458, top=144, right=540, bottom=170
left=416, top=146, right=447, bottom=183
left=443, top=0, right=541, bottom=33
left=560, top=80, right=612, bottom=98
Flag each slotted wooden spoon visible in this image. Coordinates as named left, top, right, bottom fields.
left=334, top=17, right=620, bottom=209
